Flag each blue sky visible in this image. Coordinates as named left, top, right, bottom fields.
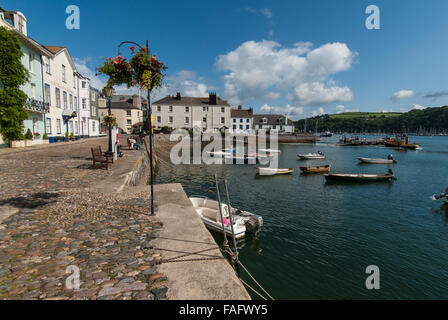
left=3, top=0, right=448, bottom=118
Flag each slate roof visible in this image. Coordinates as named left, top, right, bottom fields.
left=101, top=101, right=141, bottom=110
left=153, top=95, right=230, bottom=106
left=231, top=109, right=253, bottom=118
left=253, top=114, right=293, bottom=126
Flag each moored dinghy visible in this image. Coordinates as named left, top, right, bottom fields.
left=255, top=167, right=294, bottom=176
left=430, top=188, right=448, bottom=203
left=300, top=165, right=331, bottom=174
left=297, top=151, right=325, bottom=160
left=189, top=197, right=263, bottom=237
left=358, top=154, right=397, bottom=164
left=325, top=169, right=395, bottom=182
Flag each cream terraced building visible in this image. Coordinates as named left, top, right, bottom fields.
left=152, top=93, right=231, bottom=132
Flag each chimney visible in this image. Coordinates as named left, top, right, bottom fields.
left=249, top=107, right=253, bottom=116
left=132, top=94, right=141, bottom=107
left=238, top=105, right=242, bottom=110
left=209, top=92, right=217, bottom=105
left=176, top=92, right=181, bottom=100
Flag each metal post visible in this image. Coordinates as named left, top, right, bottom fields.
left=214, top=174, right=229, bottom=247
left=147, top=40, right=155, bottom=216
left=223, top=179, right=240, bottom=276
left=107, top=97, right=112, bottom=153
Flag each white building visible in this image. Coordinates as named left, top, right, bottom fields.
left=152, top=92, right=231, bottom=132
left=231, top=106, right=253, bottom=134
left=42, top=46, right=80, bottom=139
left=77, top=73, right=91, bottom=137
left=253, top=114, right=295, bottom=134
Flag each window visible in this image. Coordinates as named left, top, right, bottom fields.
left=185, top=106, right=189, bottom=113
left=221, top=117, right=225, bottom=124
left=29, top=52, right=33, bottom=72
left=127, top=120, right=132, bottom=125
left=18, top=15, right=25, bottom=34
left=45, top=57, right=51, bottom=74
left=202, top=117, right=207, bottom=123
left=74, top=97, right=77, bottom=111
left=63, top=91, right=68, bottom=109
left=185, top=117, right=189, bottom=124
left=69, top=94, right=73, bottom=110
left=240, top=125, right=243, bottom=129
left=246, top=119, right=250, bottom=123
left=69, top=120, right=73, bottom=133
left=74, top=121, right=78, bottom=134
left=92, top=121, right=96, bottom=133
left=233, top=125, right=236, bottom=129
left=240, top=119, right=243, bottom=123
left=221, top=107, right=225, bottom=113
left=62, top=65, right=66, bottom=82
left=55, top=88, right=61, bottom=107
left=203, top=106, right=208, bottom=112
left=169, top=106, right=173, bottom=112
left=91, top=105, right=96, bottom=117
left=262, top=117, right=267, bottom=124
left=82, top=81, right=86, bottom=89
left=56, top=119, right=61, bottom=134
left=82, top=98, right=87, bottom=110
left=46, top=118, right=52, bottom=134
left=44, top=84, right=51, bottom=104
left=233, top=119, right=236, bottom=122
left=169, top=116, right=173, bottom=123
left=246, top=125, right=250, bottom=129
left=157, top=116, right=161, bottom=123
left=31, top=83, right=36, bottom=99
left=126, top=110, right=131, bottom=116
left=157, top=106, right=161, bottom=112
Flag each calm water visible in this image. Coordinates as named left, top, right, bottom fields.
left=155, top=135, right=448, bottom=299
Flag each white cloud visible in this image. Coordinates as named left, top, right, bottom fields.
left=259, top=103, right=304, bottom=117
left=392, top=89, right=414, bottom=101
left=215, top=40, right=356, bottom=108
left=336, top=105, right=345, bottom=112
left=74, top=57, right=107, bottom=91
left=260, top=8, right=273, bottom=19
left=412, top=104, right=425, bottom=110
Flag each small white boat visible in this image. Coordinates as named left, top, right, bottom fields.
left=258, top=148, right=281, bottom=154
left=255, top=167, right=294, bottom=176
left=189, top=197, right=263, bottom=238
left=430, top=189, right=448, bottom=203
left=358, top=155, right=397, bottom=164
left=297, top=152, right=325, bottom=160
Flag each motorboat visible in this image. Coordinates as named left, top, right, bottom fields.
left=297, top=151, right=325, bottom=160
left=358, top=154, right=397, bottom=164
left=300, top=165, right=331, bottom=174
left=189, top=197, right=263, bottom=238
left=206, top=150, right=234, bottom=157
left=320, top=131, right=333, bottom=137
left=430, top=188, right=448, bottom=203
left=325, top=169, right=395, bottom=182
left=255, top=167, right=294, bottom=176
left=247, top=152, right=275, bottom=163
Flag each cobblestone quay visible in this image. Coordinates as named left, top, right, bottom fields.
left=0, top=137, right=167, bottom=300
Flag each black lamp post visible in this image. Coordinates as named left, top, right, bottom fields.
left=118, top=40, right=157, bottom=216
left=102, top=87, right=114, bottom=153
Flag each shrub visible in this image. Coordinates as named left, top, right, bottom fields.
left=24, top=128, right=33, bottom=140
left=42, top=132, right=48, bottom=140
left=65, top=131, right=69, bottom=139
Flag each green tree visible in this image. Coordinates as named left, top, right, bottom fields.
left=0, top=26, right=29, bottom=142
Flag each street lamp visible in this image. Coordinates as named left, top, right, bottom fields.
left=102, top=87, right=114, bottom=153
left=117, top=40, right=157, bottom=216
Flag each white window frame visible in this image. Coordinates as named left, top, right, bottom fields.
left=55, top=88, right=61, bottom=107
left=62, top=65, right=66, bottom=83
left=46, top=117, right=52, bottom=134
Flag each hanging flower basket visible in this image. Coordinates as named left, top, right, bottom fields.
left=103, top=115, right=117, bottom=126
left=97, top=46, right=167, bottom=92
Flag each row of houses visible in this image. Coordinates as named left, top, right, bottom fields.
left=152, top=92, right=295, bottom=134
left=0, top=8, right=104, bottom=147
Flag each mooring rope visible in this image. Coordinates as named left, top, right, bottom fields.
left=238, top=261, right=275, bottom=300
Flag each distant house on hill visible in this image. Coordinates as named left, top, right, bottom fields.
left=231, top=106, right=253, bottom=134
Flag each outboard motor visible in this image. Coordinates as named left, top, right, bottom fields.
left=245, top=216, right=263, bottom=233
left=387, top=154, right=393, bottom=160
left=388, top=169, right=394, bottom=175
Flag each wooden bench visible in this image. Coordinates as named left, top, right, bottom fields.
left=91, top=147, right=113, bottom=170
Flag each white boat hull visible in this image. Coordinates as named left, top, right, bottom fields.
left=256, top=167, right=293, bottom=176
left=298, top=154, right=325, bottom=160
left=358, top=157, right=396, bottom=164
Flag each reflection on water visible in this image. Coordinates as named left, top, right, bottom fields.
left=155, top=135, right=448, bottom=299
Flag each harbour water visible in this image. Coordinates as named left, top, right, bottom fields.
left=155, top=135, right=448, bottom=299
